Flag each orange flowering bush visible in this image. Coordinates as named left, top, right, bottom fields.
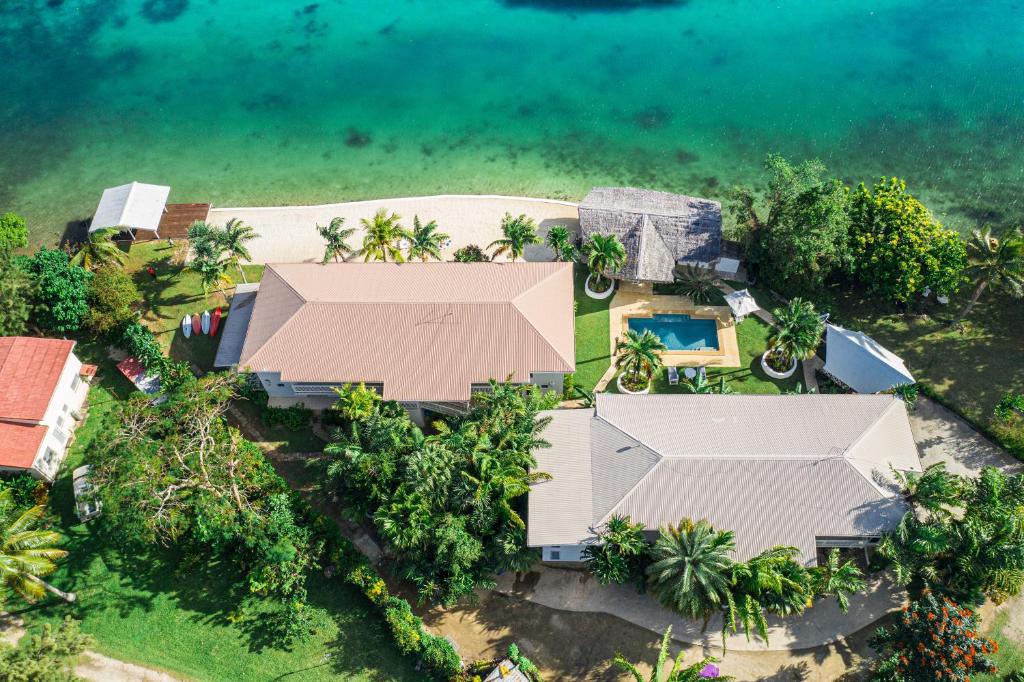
left=870, top=593, right=997, bottom=681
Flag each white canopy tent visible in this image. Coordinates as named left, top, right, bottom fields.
left=724, top=288, right=760, bottom=321
left=823, top=324, right=915, bottom=394
left=89, top=182, right=170, bottom=238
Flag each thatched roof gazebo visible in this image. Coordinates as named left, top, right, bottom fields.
left=578, top=187, right=722, bottom=282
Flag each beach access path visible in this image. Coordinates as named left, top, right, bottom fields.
left=207, top=195, right=581, bottom=264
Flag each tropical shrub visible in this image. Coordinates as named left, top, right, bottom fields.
left=332, top=382, right=381, bottom=421
left=583, top=514, right=648, bottom=587
left=383, top=597, right=423, bottom=654
left=0, top=254, right=32, bottom=336
left=506, top=643, right=541, bottom=680
left=848, top=177, right=967, bottom=304
left=731, top=154, right=851, bottom=297
left=20, top=247, right=92, bottom=333
left=0, top=212, right=28, bottom=254
left=612, top=626, right=729, bottom=682
left=453, top=244, right=489, bottom=262
left=87, top=265, right=139, bottom=335
left=0, top=473, right=45, bottom=510
left=118, top=321, right=192, bottom=390
left=261, top=403, right=312, bottom=431
left=672, top=264, right=719, bottom=304
left=0, top=617, right=92, bottom=681
left=890, top=382, right=919, bottom=409
left=421, top=633, right=463, bottom=679
left=766, top=298, right=823, bottom=371
left=870, top=592, right=997, bottom=682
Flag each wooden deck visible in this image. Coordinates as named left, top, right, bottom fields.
left=122, top=203, right=211, bottom=242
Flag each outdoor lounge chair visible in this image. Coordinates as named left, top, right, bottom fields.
left=668, top=366, right=679, bottom=385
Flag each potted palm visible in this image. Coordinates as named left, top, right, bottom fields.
left=761, top=298, right=824, bottom=379
left=584, top=233, right=626, bottom=299
left=615, top=329, right=666, bottom=394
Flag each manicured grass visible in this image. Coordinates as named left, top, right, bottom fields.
left=573, top=265, right=611, bottom=392
left=228, top=398, right=327, bottom=454
left=27, top=375, right=417, bottom=682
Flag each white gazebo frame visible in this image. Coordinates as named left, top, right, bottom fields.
left=89, top=182, right=171, bottom=240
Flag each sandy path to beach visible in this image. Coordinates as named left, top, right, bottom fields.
left=207, top=195, right=581, bottom=264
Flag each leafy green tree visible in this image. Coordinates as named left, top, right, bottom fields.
left=0, top=489, right=74, bottom=604
left=616, top=329, right=666, bottom=390
left=317, top=217, right=355, bottom=264
left=952, top=226, right=1024, bottom=326
left=766, top=298, right=823, bottom=370
left=218, top=218, right=257, bottom=283
left=810, top=548, right=866, bottom=613
left=545, top=225, right=577, bottom=262
left=360, top=208, right=409, bottom=262
left=489, top=213, right=540, bottom=262
left=452, top=244, right=489, bottom=262
left=730, top=154, right=851, bottom=295
left=848, top=178, right=967, bottom=304
left=86, top=265, right=139, bottom=335
left=332, top=382, right=382, bottom=421
left=891, top=461, right=961, bottom=521
left=187, top=220, right=223, bottom=262
left=672, top=264, right=719, bottom=304
left=21, top=248, right=92, bottom=333
left=0, top=212, right=28, bottom=255
left=583, top=514, right=648, bottom=586
left=69, top=227, right=127, bottom=271
left=406, top=215, right=450, bottom=262
left=0, top=255, right=32, bottom=336
left=187, top=253, right=232, bottom=303
left=646, top=519, right=736, bottom=626
left=584, top=233, right=626, bottom=290
left=870, top=592, right=997, bottom=682
left=0, top=617, right=92, bottom=681
left=612, top=626, right=730, bottom=682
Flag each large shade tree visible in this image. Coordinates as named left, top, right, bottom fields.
left=952, top=225, right=1024, bottom=326
left=21, top=247, right=92, bottom=333
left=488, top=213, right=540, bottom=262
left=317, top=217, right=355, bottom=263
left=360, top=208, right=409, bottom=262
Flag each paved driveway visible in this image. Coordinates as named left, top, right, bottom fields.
left=909, top=397, right=1022, bottom=477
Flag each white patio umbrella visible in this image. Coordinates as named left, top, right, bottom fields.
left=724, top=288, right=760, bottom=321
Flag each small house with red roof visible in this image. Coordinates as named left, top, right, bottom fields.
left=0, top=337, right=94, bottom=481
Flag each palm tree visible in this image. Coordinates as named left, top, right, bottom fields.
left=810, top=548, right=866, bottom=613
left=0, top=490, right=75, bottom=603
left=488, top=213, right=540, bottom=262
left=218, top=218, right=257, bottom=283
left=584, top=233, right=626, bottom=290
left=616, top=329, right=667, bottom=389
left=359, top=208, right=409, bottom=262
left=612, top=626, right=730, bottom=682
left=318, top=217, right=356, bottom=264
left=407, top=215, right=450, bottom=262
left=767, top=298, right=824, bottom=368
left=69, top=228, right=127, bottom=271
left=672, top=265, right=719, bottom=304
left=891, top=461, right=961, bottom=521
left=188, top=255, right=232, bottom=303
left=952, top=226, right=1024, bottom=326
left=646, top=519, right=736, bottom=626
left=732, top=546, right=811, bottom=618
left=545, top=225, right=577, bottom=262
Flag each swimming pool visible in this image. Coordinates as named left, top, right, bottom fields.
left=627, top=314, right=719, bottom=352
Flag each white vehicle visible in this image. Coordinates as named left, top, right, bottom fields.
left=72, top=465, right=102, bottom=522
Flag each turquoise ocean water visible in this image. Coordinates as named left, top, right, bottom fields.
left=3, top=0, right=1023, bottom=245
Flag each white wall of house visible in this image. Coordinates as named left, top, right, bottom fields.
left=29, top=352, right=89, bottom=481
left=541, top=545, right=586, bottom=563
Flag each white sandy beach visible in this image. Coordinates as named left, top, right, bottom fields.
left=207, top=195, right=581, bottom=264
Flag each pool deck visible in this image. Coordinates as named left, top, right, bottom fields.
left=609, top=282, right=741, bottom=368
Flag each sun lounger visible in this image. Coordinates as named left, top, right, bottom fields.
left=668, top=366, right=679, bottom=385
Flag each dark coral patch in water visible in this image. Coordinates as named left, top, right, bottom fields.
left=675, top=149, right=699, bottom=165
left=632, top=105, right=672, bottom=130
left=140, top=0, right=188, bottom=24
left=346, top=128, right=372, bottom=148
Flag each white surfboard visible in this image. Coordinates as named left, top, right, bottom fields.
left=182, top=314, right=192, bottom=338
left=201, top=310, right=211, bottom=335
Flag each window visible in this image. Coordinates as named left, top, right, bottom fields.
left=42, top=448, right=57, bottom=465
left=292, top=383, right=342, bottom=395
left=549, top=550, right=561, bottom=561
left=71, top=375, right=81, bottom=391
left=56, top=415, right=65, bottom=429
left=53, top=428, right=67, bottom=444
left=62, top=404, right=69, bottom=414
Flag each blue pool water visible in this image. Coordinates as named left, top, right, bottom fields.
left=628, top=314, right=719, bottom=351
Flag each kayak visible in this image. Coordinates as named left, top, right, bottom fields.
left=210, top=307, right=222, bottom=337
left=191, top=314, right=201, bottom=336
left=201, top=310, right=211, bottom=335
left=181, top=314, right=192, bottom=338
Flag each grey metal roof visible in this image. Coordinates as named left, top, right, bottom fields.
left=213, top=283, right=260, bottom=368
left=823, top=324, right=915, bottom=394
left=528, top=394, right=922, bottom=565
left=578, top=187, right=722, bottom=282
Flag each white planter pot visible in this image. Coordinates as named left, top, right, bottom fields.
left=585, top=274, right=616, bottom=300
left=616, top=373, right=650, bottom=394
left=761, top=350, right=798, bottom=380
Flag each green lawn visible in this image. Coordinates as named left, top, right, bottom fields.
left=977, top=607, right=1024, bottom=681
left=573, top=266, right=611, bottom=392
left=25, top=374, right=416, bottom=682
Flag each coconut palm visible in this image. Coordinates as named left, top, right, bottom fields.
left=646, top=519, right=736, bottom=625
left=188, top=254, right=232, bottom=303
left=488, top=213, right=540, bottom=262
left=318, top=217, right=356, bottom=264
left=768, top=298, right=824, bottom=366
left=952, top=226, right=1024, bottom=326
left=612, top=626, right=730, bottom=682
left=672, top=264, right=719, bottom=304
left=0, top=490, right=75, bottom=603
left=891, top=461, right=961, bottom=521
left=616, top=329, right=667, bottom=389
left=187, top=221, right=224, bottom=262
left=218, top=218, right=257, bottom=283
left=407, top=215, right=450, bottom=262
left=810, top=548, right=866, bottom=613
left=359, top=208, right=409, bottom=262
left=545, top=225, right=577, bottom=262
left=732, top=546, right=811, bottom=618
left=69, top=228, right=127, bottom=271
left=584, top=233, right=626, bottom=290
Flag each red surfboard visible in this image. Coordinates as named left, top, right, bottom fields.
left=210, top=307, right=222, bottom=337
left=191, top=313, right=201, bottom=336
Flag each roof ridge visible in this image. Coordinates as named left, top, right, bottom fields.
left=237, top=268, right=307, bottom=369
left=510, top=266, right=576, bottom=369
left=264, top=264, right=308, bottom=303
left=840, top=399, right=908, bottom=498
left=591, top=404, right=665, bottom=527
